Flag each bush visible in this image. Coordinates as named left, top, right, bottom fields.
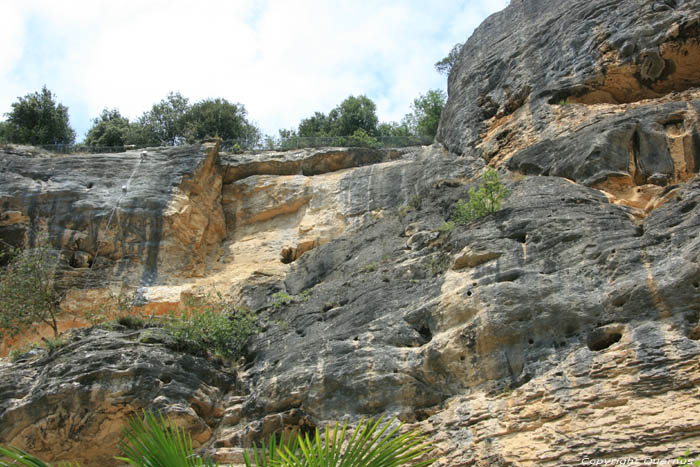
left=453, top=168, right=509, bottom=225
left=166, top=292, right=258, bottom=360
left=244, top=416, right=435, bottom=466
left=0, top=238, right=64, bottom=341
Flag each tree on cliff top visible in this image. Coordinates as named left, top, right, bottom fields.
left=136, top=92, right=261, bottom=147
left=183, top=98, right=261, bottom=146
left=3, top=86, right=76, bottom=145
left=298, top=95, right=379, bottom=137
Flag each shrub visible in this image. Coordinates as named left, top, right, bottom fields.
left=244, top=416, right=435, bottom=466
left=0, top=238, right=64, bottom=341
left=453, top=168, right=509, bottom=225
left=0, top=413, right=435, bottom=467
left=166, top=292, right=258, bottom=360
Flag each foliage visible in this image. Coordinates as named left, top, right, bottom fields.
left=44, top=335, right=70, bottom=353
left=330, top=95, right=379, bottom=137
left=0, top=121, right=10, bottom=144
left=3, top=86, right=76, bottom=145
left=438, top=221, right=455, bottom=233
left=678, top=451, right=700, bottom=466
left=272, top=292, right=294, bottom=311
left=244, top=416, right=434, bottom=467
left=297, top=95, right=378, bottom=138
left=403, top=90, right=446, bottom=139
left=0, top=238, right=64, bottom=341
left=0, top=414, right=434, bottom=467
left=117, top=410, right=216, bottom=467
left=166, top=291, right=258, bottom=359
left=434, top=42, right=463, bottom=75
left=183, top=98, right=260, bottom=146
left=0, top=446, right=79, bottom=466
left=84, top=108, right=157, bottom=147
left=452, top=168, right=509, bottom=225
left=139, top=92, right=190, bottom=146
left=377, top=121, right=411, bottom=138
left=347, top=129, right=379, bottom=148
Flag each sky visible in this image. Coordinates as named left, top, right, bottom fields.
left=0, top=0, right=508, bottom=142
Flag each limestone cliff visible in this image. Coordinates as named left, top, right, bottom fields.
left=1, top=0, right=700, bottom=465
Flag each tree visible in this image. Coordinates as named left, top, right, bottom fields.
left=139, top=92, right=190, bottom=146
left=182, top=98, right=260, bottom=147
left=329, top=94, right=378, bottom=136
left=435, top=42, right=463, bottom=75
left=0, top=239, right=64, bottom=341
left=377, top=121, right=411, bottom=137
left=403, top=89, right=446, bottom=138
left=297, top=95, right=379, bottom=138
left=85, top=108, right=131, bottom=146
left=298, top=111, right=331, bottom=137
left=3, top=86, right=76, bottom=145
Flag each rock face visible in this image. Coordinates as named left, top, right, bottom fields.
left=1, top=0, right=700, bottom=465
left=0, top=327, right=237, bottom=466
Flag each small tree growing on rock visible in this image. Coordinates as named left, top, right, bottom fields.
left=0, top=239, right=64, bottom=341
left=453, top=168, right=509, bottom=224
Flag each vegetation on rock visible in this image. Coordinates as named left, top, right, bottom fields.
left=165, top=291, right=258, bottom=360
left=2, top=86, right=76, bottom=145
left=434, top=42, right=463, bottom=75
left=453, top=168, right=509, bottom=224
left=0, top=239, right=64, bottom=340
left=244, top=416, right=434, bottom=467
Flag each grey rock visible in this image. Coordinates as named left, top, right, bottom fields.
left=0, top=327, right=237, bottom=466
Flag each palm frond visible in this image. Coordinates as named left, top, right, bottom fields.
left=115, top=410, right=217, bottom=467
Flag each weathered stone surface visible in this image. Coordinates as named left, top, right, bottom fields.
left=438, top=0, right=700, bottom=157
left=0, top=327, right=237, bottom=466
left=1, top=0, right=700, bottom=465
left=0, top=143, right=223, bottom=288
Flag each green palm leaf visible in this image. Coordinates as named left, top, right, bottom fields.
left=0, top=446, right=79, bottom=467
left=247, top=417, right=434, bottom=467
left=115, top=410, right=217, bottom=467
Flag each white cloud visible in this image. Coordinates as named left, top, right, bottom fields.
left=0, top=0, right=508, bottom=140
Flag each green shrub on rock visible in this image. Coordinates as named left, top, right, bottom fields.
left=453, top=168, right=509, bottom=225
left=166, top=291, right=258, bottom=360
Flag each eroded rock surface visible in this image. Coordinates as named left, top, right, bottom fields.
left=1, top=0, right=700, bottom=465
left=0, top=327, right=237, bottom=466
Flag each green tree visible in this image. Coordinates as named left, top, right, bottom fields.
left=298, top=111, right=332, bottom=137
left=297, top=95, right=379, bottom=138
left=377, top=121, right=411, bottom=137
left=139, top=92, right=190, bottom=145
left=329, top=94, right=378, bottom=136
left=435, top=42, right=463, bottom=75
left=3, top=86, right=76, bottom=145
left=403, top=89, right=446, bottom=138
left=0, top=239, right=64, bottom=341
left=85, top=108, right=132, bottom=146
left=182, top=98, right=260, bottom=147
left=453, top=168, right=509, bottom=224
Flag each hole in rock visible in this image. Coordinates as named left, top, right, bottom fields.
left=693, top=282, right=699, bottom=288
left=86, top=182, right=93, bottom=189
left=528, top=338, right=534, bottom=345
left=159, top=375, right=172, bottom=384
left=417, top=325, right=433, bottom=343
left=611, top=296, right=627, bottom=308
left=509, top=232, right=527, bottom=243
left=466, top=290, right=473, bottom=297
left=587, top=327, right=623, bottom=351
left=680, top=201, right=697, bottom=214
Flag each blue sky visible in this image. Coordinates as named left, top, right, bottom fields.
left=0, top=0, right=508, bottom=142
